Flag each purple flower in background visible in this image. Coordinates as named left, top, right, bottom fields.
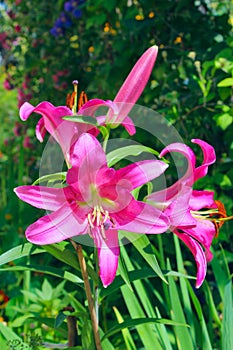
left=51, top=0, right=85, bottom=37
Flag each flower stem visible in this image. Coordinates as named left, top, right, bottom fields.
left=71, top=240, right=102, bottom=350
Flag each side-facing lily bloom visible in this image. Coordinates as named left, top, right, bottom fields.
left=19, top=100, right=99, bottom=166
left=14, top=133, right=170, bottom=287
left=147, top=139, right=218, bottom=288
left=78, top=45, right=158, bottom=135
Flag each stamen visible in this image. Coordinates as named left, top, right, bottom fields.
left=192, top=200, right=233, bottom=238
left=100, top=225, right=107, bottom=240
left=87, top=206, right=113, bottom=240
left=78, top=91, right=88, bottom=110
left=87, top=213, right=94, bottom=228
left=66, top=80, right=88, bottom=113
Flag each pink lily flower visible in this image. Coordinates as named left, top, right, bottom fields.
left=14, top=133, right=170, bottom=287
left=78, top=45, right=158, bottom=135
left=19, top=101, right=99, bottom=165
left=147, top=139, right=217, bottom=288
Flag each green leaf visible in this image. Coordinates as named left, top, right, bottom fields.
left=167, top=259, right=194, bottom=350
left=0, top=322, right=28, bottom=347
left=113, top=306, right=137, bottom=350
left=211, top=251, right=229, bottom=300
left=174, top=235, right=196, bottom=344
left=63, top=115, right=98, bottom=125
left=222, top=279, right=233, bottom=350
left=107, top=145, right=160, bottom=167
left=155, top=307, right=173, bottom=350
left=43, top=242, right=98, bottom=283
left=81, top=319, right=95, bottom=350
left=0, top=243, right=44, bottom=266
left=117, top=254, right=133, bottom=292
left=0, top=264, right=83, bottom=284
left=10, top=314, right=35, bottom=328
left=54, top=311, right=67, bottom=328
left=102, top=317, right=189, bottom=340
left=119, top=232, right=167, bottom=283
left=32, top=172, right=67, bottom=185
left=215, top=113, right=233, bottom=130
left=187, top=282, right=212, bottom=350
left=119, top=244, right=164, bottom=349
left=217, top=77, right=233, bottom=87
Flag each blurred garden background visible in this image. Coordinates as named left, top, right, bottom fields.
left=0, top=0, right=233, bottom=349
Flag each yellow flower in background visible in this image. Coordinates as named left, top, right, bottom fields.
left=174, top=36, right=182, bottom=44
left=135, top=14, right=144, bottom=20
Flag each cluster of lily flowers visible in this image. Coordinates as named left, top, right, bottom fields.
left=14, top=46, right=228, bottom=289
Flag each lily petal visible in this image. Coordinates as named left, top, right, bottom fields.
left=174, top=229, right=207, bottom=288
left=114, top=46, right=158, bottom=105
left=26, top=203, right=88, bottom=245
left=113, top=198, right=169, bottom=234
left=189, top=190, right=217, bottom=211
left=115, top=160, right=168, bottom=190
left=14, top=186, right=66, bottom=211
left=121, top=116, right=136, bottom=135
left=67, top=133, right=108, bottom=195
left=78, top=99, right=114, bottom=119
left=166, top=185, right=196, bottom=228
left=181, top=219, right=215, bottom=263
left=35, top=117, right=46, bottom=142
left=191, top=139, right=216, bottom=181
left=93, top=228, right=120, bottom=288
left=20, top=101, right=98, bottom=165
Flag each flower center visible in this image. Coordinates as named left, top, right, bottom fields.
left=191, top=200, right=233, bottom=237
left=87, top=205, right=115, bottom=240
left=66, top=80, right=88, bottom=113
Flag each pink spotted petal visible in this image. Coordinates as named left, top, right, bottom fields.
left=113, top=199, right=169, bottom=234
left=26, top=203, right=88, bottom=245
left=174, top=230, right=207, bottom=288
left=93, top=228, right=120, bottom=287
left=116, top=160, right=168, bottom=190
left=192, top=139, right=216, bottom=181
left=14, top=186, right=66, bottom=211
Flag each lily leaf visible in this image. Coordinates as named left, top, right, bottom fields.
left=0, top=243, right=44, bottom=266
left=33, top=172, right=67, bottom=185
left=107, top=145, right=160, bottom=167
left=101, top=317, right=189, bottom=340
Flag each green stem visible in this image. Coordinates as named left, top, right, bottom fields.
left=71, top=241, right=102, bottom=350
left=93, top=249, right=99, bottom=326
left=23, top=257, right=31, bottom=341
